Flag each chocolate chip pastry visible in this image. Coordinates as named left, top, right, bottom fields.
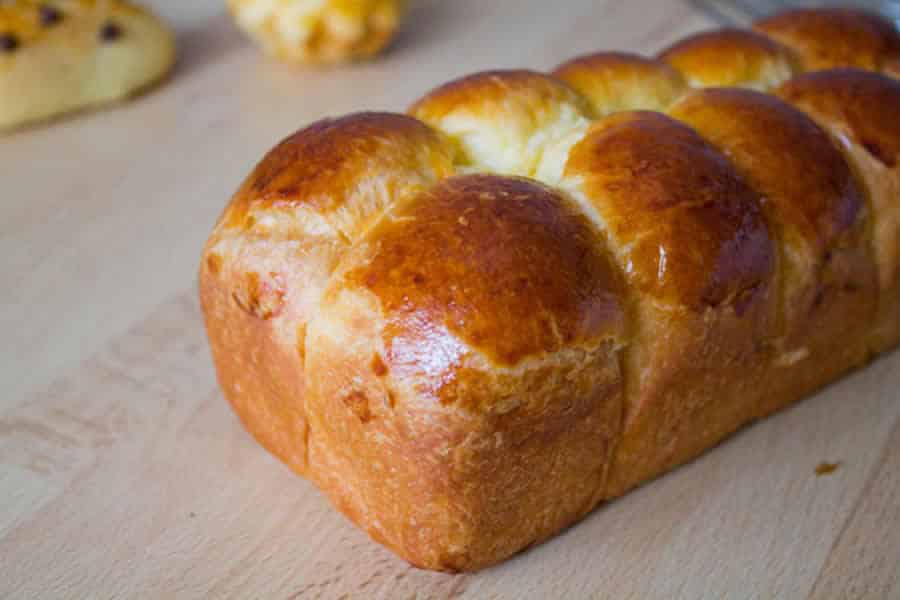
left=0, top=0, right=175, bottom=131
left=199, top=8, right=900, bottom=571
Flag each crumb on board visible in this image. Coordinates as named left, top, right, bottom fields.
left=815, top=462, right=841, bottom=476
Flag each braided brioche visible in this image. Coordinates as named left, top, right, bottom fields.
left=200, top=8, right=900, bottom=571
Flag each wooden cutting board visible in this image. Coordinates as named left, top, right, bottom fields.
left=2, top=1, right=898, bottom=597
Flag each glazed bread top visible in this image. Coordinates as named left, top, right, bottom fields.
left=208, top=112, right=455, bottom=357
left=659, top=29, right=798, bottom=89
left=777, top=68, right=900, bottom=292
left=778, top=68, right=900, bottom=170
left=202, top=9, right=900, bottom=418
left=561, top=109, right=773, bottom=310
left=335, top=174, right=627, bottom=407
left=552, top=52, right=687, bottom=115
left=754, top=8, right=900, bottom=73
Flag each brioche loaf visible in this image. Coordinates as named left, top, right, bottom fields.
left=227, top=0, right=407, bottom=65
left=0, top=0, right=175, bottom=131
left=200, top=8, right=900, bottom=571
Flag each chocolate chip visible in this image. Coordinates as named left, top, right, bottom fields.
left=99, top=21, right=122, bottom=42
left=39, top=5, right=63, bottom=26
left=0, top=33, right=19, bottom=52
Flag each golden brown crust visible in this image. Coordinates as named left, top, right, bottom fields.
left=754, top=8, right=900, bottom=73
left=669, top=88, right=877, bottom=415
left=224, top=111, right=455, bottom=238
left=660, top=28, right=798, bottom=90
left=776, top=69, right=900, bottom=352
left=200, top=112, right=455, bottom=475
left=669, top=88, right=863, bottom=260
left=199, top=253, right=313, bottom=475
left=777, top=70, right=900, bottom=170
left=352, top=174, right=625, bottom=373
left=306, top=327, right=623, bottom=571
left=552, top=51, right=687, bottom=116
left=200, top=7, right=900, bottom=574
left=305, top=174, right=626, bottom=569
left=565, top=111, right=773, bottom=309
left=561, top=110, right=777, bottom=496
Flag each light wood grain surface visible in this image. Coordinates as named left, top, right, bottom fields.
left=2, top=1, right=898, bottom=598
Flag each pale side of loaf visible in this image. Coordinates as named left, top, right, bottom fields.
left=0, top=0, right=175, bottom=131
left=227, top=0, right=407, bottom=65
left=199, top=8, right=900, bottom=571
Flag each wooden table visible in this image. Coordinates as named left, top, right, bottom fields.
left=2, top=1, right=898, bottom=597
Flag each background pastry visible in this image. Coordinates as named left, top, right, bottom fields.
left=0, top=0, right=175, bottom=131
left=227, top=0, right=407, bottom=65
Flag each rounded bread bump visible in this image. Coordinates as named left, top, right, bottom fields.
left=552, top=51, right=688, bottom=115
left=409, top=70, right=593, bottom=178
left=205, top=111, right=457, bottom=349
left=754, top=7, right=900, bottom=73
left=667, top=86, right=878, bottom=403
left=559, top=109, right=778, bottom=499
left=669, top=87, right=865, bottom=261
left=304, top=174, right=628, bottom=569
left=220, top=111, right=457, bottom=241
left=660, top=28, right=799, bottom=90
left=339, top=174, right=626, bottom=379
left=775, top=69, right=900, bottom=352
left=776, top=69, right=900, bottom=171
left=563, top=110, right=774, bottom=311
